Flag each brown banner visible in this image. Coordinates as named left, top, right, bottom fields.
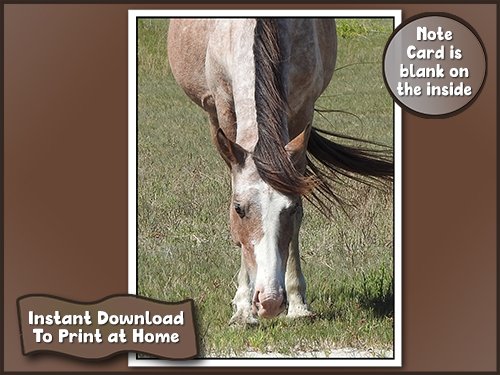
left=17, top=295, right=198, bottom=360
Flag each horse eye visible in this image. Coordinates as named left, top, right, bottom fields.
left=234, top=203, right=245, bottom=218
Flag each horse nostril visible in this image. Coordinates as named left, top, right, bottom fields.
left=253, top=290, right=261, bottom=303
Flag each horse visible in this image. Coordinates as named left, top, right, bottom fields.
left=167, top=19, right=393, bottom=325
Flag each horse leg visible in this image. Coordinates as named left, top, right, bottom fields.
left=285, top=202, right=313, bottom=318
left=283, top=108, right=314, bottom=318
left=204, top=94, right=237, bottom=151
left=229, top=253, right=258, bottom=326
left=203, top=96, right=254, bottom=325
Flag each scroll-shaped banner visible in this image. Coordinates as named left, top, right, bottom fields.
left=17, top=294, right=198, bottom=360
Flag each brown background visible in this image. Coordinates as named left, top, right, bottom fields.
left=3, top=3, right=497, bottom=373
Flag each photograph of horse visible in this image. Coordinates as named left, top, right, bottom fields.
left=167, top=18, right=392, bottom=324
left=137, top=17, right=396, bottom=358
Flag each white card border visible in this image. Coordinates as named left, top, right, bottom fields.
left=128, top=8, right=402, bottom=368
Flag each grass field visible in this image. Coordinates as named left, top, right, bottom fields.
left=137, top=18, right=395, bottom=358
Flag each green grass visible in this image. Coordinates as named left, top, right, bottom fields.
left=137, top=19, right=394, bottom=358
left=336, top=19, right=392, bottom=39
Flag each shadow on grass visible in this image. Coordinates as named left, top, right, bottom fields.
left=313, top=268, right=394, bottom=320
left=316, top=291, right=393, bottom=321
left=354, top=268, right=394, bottom=318
left=357, top=287, right=394, bottom=318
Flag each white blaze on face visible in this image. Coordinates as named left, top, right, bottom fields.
left=232, top=161, right=293, bottom=296
left=253, top=182, right=293, bottom=299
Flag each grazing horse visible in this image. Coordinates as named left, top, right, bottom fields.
left=167, top=19, right=392, bottom=325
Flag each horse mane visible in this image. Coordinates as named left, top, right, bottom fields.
left=253, top=19, right=314, bottom=196
left=253, top=19, right=393, bottom=215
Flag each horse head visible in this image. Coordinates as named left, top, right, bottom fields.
left=216, top=128, right=307, bottom=318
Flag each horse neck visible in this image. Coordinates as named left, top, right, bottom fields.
left=229, top=19, right=292, bottom=152
left=253, top=19, right=290, bottom=148
left=228, top=19, right=259, bottom=152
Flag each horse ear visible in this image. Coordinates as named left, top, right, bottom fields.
left=215, top=128, right=246, bottom=167
left=285, top=130, right=307, bottom=163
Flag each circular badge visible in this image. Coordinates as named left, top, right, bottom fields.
left=383, top=13, right=487, bottom=117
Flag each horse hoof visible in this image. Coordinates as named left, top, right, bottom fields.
left=229, top=312, right=259, bottom=327
left=287, top=305, right=315, bottom=319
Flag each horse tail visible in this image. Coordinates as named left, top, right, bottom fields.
left=305, top=127, right=393, bottom=214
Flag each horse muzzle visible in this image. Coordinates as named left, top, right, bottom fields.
left=252, top=290, right=287, bottom=318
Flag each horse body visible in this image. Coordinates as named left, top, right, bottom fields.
left=168, top=18, right=391, bottom=324
left=168, top=19, right=335, bottom=144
